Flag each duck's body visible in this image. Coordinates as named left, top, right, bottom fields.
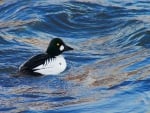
left=34, top=55, right=66, bottom=75
left=19, top=38, right=73, bottom=76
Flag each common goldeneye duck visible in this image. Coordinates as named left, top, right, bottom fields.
left=19, top=38, right=73, bottom=76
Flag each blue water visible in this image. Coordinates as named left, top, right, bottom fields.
left=0, top=0, right=150, bottom=112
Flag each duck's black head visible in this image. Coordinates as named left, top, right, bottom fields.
left=46, top=38, right=73, bottom=56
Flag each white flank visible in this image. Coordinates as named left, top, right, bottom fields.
left=33, top=55, right=67, bottom=75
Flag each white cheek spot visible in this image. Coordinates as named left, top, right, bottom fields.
left=60, top=45, right=64, bottom=51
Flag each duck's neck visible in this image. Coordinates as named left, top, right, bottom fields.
left=46, top=47, right=61, bottom=57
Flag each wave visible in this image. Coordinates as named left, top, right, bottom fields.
left=1, top=1, right=150, bottom=112
left=1, top=1, right=149, bottom=40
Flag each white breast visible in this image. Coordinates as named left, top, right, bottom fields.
left=33, top=55, right=67, bottom=75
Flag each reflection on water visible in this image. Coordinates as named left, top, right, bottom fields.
left=0, top=0, right=150, bottom=112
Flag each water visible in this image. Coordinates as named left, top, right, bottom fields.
left=0, top=0, right=150, bottom=112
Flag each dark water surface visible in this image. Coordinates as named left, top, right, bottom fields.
left=0, top=0, right=150, bottom=112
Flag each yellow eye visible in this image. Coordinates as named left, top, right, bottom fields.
left=56, top=43, right=60, bottom=46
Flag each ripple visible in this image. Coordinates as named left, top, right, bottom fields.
left=1, top=0, right=150, bottom=112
